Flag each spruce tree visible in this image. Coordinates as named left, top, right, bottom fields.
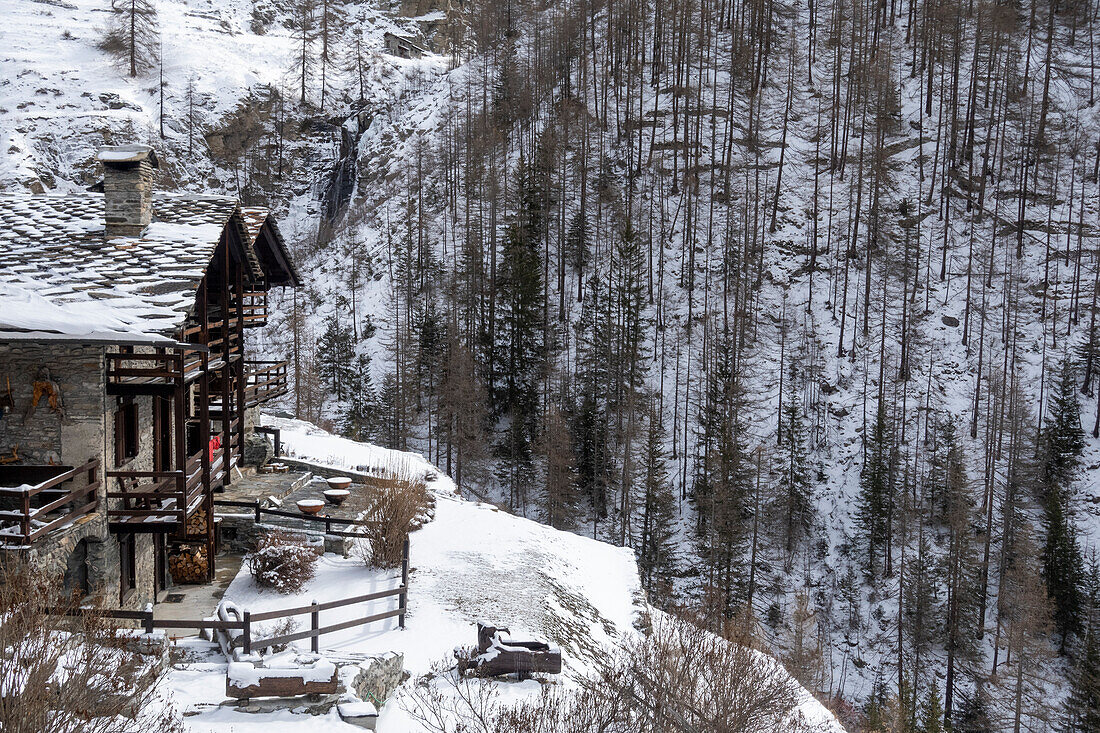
left=1065, top=560, right=1100, bottom=731
left=339, top=353, right=376, bottom=442
left=1041, top=357, right=1086, bottom=650
left=921, top=682, right=944, bottom=733
left=636, top=405, right=677, bottom=602
left=573, top=277, right=612, bottom=520
left=777, top=359, right=812, bottom=557
left=316, top=311, right=355, bottom=400
left=857, top=400, right=894, bottom=577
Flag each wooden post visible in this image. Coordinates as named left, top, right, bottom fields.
left=399, top=536, right=409, bottom=629
left=243, top=610, right=251, bottom=655
left=20, top=491, right=30, bottom=542
left=311, top=600, right=319, bottom=653
left=221, top=230, right=232, bottom=488
left=235, top=267, right=246, bottom=465
left=254, top=502, right=261, bottom=523
left=143, top=606, right=155, bottom=635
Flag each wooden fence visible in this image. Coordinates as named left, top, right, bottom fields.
left=212, top=498, right=386, bottom=538
left=47, top=513, right=409, bottom=653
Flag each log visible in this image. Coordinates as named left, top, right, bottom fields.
left=465, top=624, right=562, bottom=678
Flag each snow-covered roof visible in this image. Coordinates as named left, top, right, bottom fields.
left=0, top=282, right=182, bottom=345
left=0, top=191, right=239, bottom=340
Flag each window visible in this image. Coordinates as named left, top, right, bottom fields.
left=118, top=533, right=136, bottom=603
left=114, top=399, right=139, bottom=465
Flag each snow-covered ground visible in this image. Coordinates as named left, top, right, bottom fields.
left=165, top=416, right=844, bottom=731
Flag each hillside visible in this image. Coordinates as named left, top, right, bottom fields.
left=164, top=416, right=844, bottom=731
left=4, top=0, right=1100, bottom=727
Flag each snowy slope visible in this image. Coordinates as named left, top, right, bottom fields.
left=166, top=416, right=844, bottom=731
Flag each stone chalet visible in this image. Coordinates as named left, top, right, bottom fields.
left=0, top=144, right=300, bottom=609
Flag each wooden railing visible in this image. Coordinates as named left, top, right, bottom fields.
left=214, top=499, right=383, bottom=538
left=244, top=361, right=288, bottom=407
left=106, top=449, right=215, bottom=529
left=46, top=539, right=409, bottom=654
left=106, top=352, right=184, bottom=393
left=0, top=460, right=100, bottom=546
left=242, top=291, right=268, bottom=328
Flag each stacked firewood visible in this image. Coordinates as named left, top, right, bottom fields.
left=168, top=545, right=208, bottom=584
left=185, top=508, right=208, bottom=536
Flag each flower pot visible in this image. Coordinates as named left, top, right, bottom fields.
left=326, top=476, right=353, bottom=491
left=297, top=499, right=325, bottom=515
left=324, top=489, right=350, bottom=506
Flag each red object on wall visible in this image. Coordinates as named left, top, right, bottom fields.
left=209, top=435, right=221, bottom=460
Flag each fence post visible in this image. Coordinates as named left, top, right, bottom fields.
left=143, top=604, right=155, bottom=635
left=243, top=611, right=251, bottom=655
left=311, top=600, right=319, bottom=654
left=254, top=502, right=261, bottom=523
left=399, top=536, right=409, bottom=629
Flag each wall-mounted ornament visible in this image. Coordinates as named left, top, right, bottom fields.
left=23, top=367, right=64, bottom=424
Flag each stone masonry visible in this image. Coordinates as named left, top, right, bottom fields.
left=100, top=145, right=157, bottom=238
left=0, top=342, right=157, bottom=609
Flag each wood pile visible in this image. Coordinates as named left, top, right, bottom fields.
left=185, top=507, right=208, bottom=536
left=168, top=545, right=208, bottom=584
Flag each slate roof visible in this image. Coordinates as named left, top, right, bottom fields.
left=0, top=192, right=240, bottom=339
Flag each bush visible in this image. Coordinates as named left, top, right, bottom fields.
left=248, top=530, right=320, bottom=593
left=0, top=562, right=182, bottom=733
left=357, top=467, right=432, bottom=569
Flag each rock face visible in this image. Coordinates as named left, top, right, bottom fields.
left=242, top=432, right=273, bottom=467
left=350, top=652, right=406, bottom=705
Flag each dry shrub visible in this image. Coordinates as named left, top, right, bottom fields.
left=357, top=466, right=432, bottom=569
left=248, top=529, right=321, bottom=593
left=403, top=616, right=823, bottom=733
left=0, top=561, right=183, bottom=733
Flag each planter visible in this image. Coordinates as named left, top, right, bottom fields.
left=326, top=476, right=353, bottom=491
left=297, top=499, right=325, bottom=515
left=324, top=489, right=351, bottom=506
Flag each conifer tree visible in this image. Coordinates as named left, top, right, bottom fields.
left=921, top=682, right=944, bottom=733
left=99, top=0, right=159, bottom=77
left=636, top=405, right=677, bottom=601
left=316, top=310, right=355, bottom=400
left=776, top=359, right=812, bottom=558
left=340, top=353, right=377, bottom=441
left=1041, top=357, right=1086, bottom=650
left=573, top=276, right=612, bottom=520
left=1065, top=559, right=1100, bottom=731
left=857, top=400, right=894, bottom=577
left=564, top=209, right=590, bottom=299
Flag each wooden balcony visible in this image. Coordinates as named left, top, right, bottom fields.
left=245, top=361, right=288, bottom=407
left=0, top=460, right=100, bottom=547
left=105, top=450, right=218, bottom=532
left=242, top=291, right=268, bottom=328
left=106, top=352, right=185, bottom=396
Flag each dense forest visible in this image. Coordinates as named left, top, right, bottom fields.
left=80, top=0, right=1100, bottom=727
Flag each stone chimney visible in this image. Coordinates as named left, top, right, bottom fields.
left=97, top=144, right=158, bottom=238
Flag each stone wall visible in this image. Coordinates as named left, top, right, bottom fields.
left=0, top=342, right=158, bottom=609
left=0, top=343, right=105, bottom=465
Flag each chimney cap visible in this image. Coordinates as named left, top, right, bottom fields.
left=97, top=144, right=158, bottom=167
